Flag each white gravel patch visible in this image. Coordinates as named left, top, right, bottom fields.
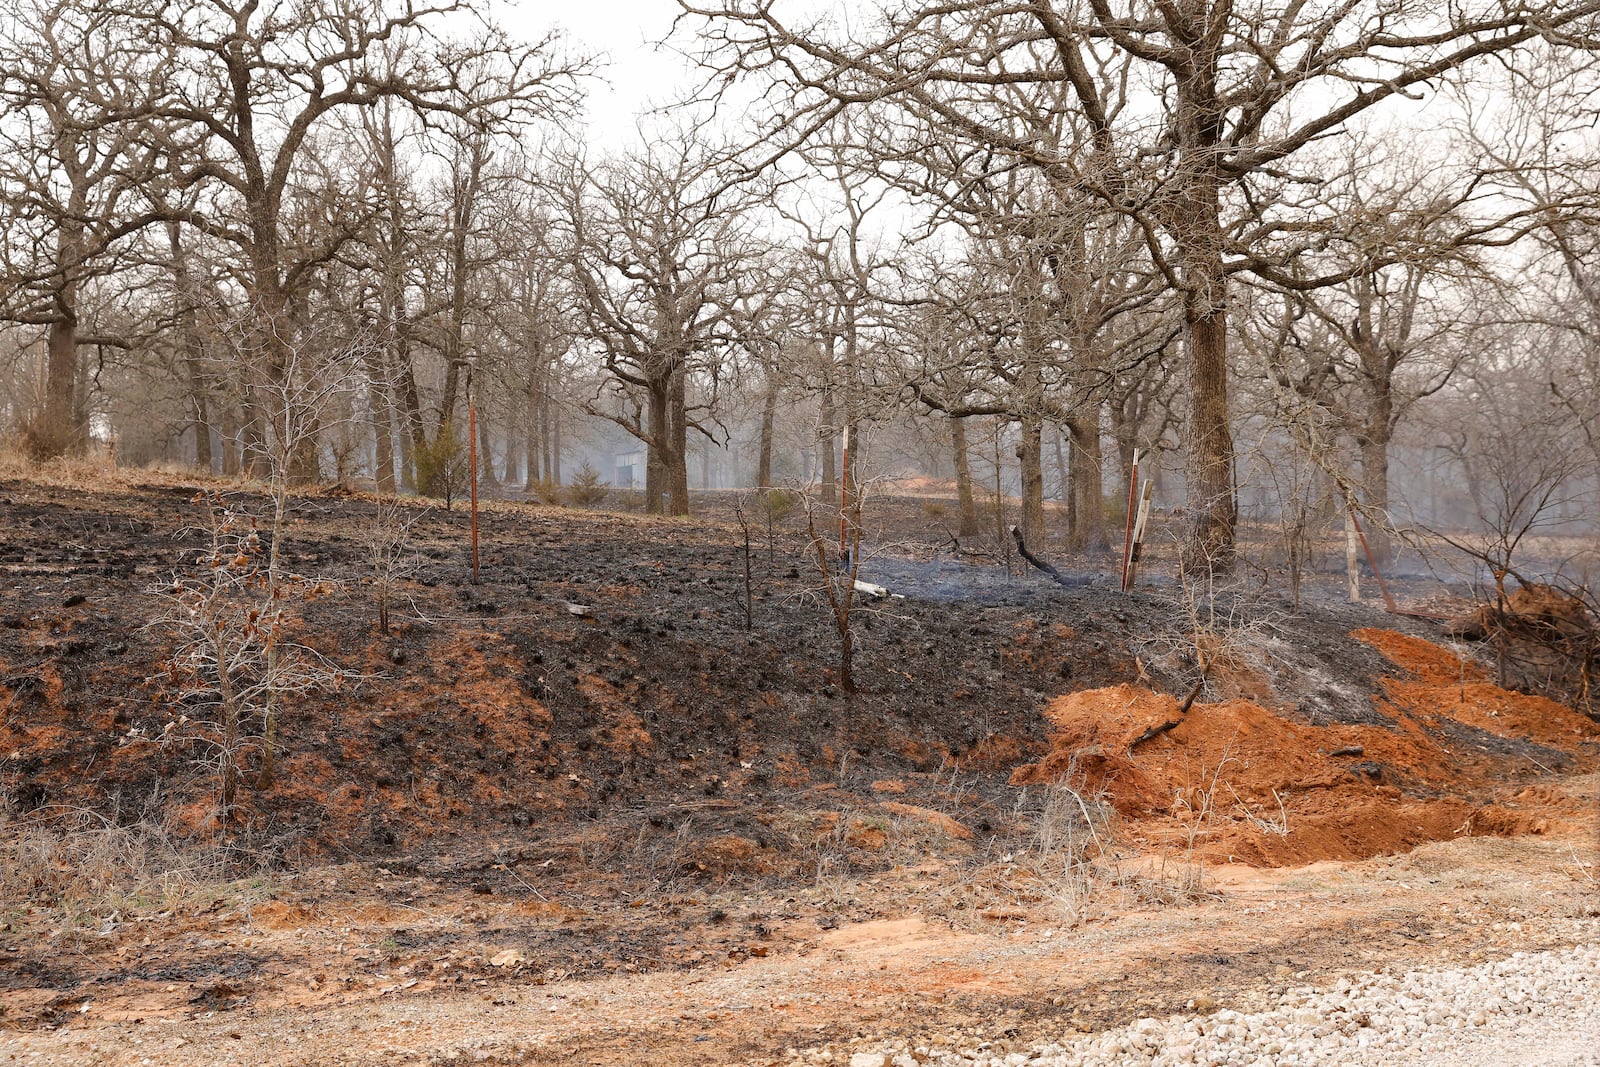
left=813, top=943, right=1600, bottom=1067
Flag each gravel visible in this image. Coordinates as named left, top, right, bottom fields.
left=808, top=943, right=1600, bottom=1067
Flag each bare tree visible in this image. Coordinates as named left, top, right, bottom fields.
left=681, top=0, right=1600, bottom=568
left=127, top=0, right=584, bottom=481
left=0, top=0, right=173, bottom=457
left=560, top=129, right=767, bottom=515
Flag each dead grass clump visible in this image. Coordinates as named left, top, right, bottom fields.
left=0, top=806, right=267, bottom=928
left=921, top=780, right=1213, bottom=931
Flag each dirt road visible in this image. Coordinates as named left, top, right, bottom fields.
left=4, top=805, right=1595, bottom=1066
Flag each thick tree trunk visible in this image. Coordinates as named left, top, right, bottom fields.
left=365, top=352, right=396, bottom=495
left=645, top=381, right=668, bottom=514
left=1184, top=304, right=1236, bottom=571
left=523, top=383, right=542, bottom=488
left=220, top=404, right=241, bottom=476
left=477, top=412, right=499, bottom=489
left=951, top=414, right=980, bottom=538
left=41, top=319, right=78, bottom=449
left=667, top=366, right=691, bottom=516
left=188, top=359, right=213, bottom=473
left=39, top=298, right=79, bottom=458
left=1174, top=56, right=1238, bottom=571
left=284, top=388, right=323, bottom=484
left=756, top=378, right=777, bottom=489
left=1360, top=426, right=1393, bottom=567
left=169, top=224, right=213, bottom=472
left=1066, top=410, right=1109, bottom=552
left=440, top=360, right=461, bottom=435
left=395, top=355, right=425, bottom=491
left=1016, top=413, right=1045, bottom=551
left=240, top=390, right=271, bottom=478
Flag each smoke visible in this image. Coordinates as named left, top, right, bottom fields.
left=857, top=550, right=1106, bottom=605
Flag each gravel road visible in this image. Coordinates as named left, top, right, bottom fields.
left=824, top=941, right=1600, bottom=1067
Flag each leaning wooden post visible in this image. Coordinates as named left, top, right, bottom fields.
left=469, top=400, right=480, bottom=586
left=1347, top=504, right=1398, bottom=613
left=1125, top=479, right=1156, bottom=591
left=1345, top=507, right=1361, bottom=603
left=837, top=424, right=851, bottom=568
left=1120, top=448, right=1141, bottom=592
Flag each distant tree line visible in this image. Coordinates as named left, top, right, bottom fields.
left=0, top=0, right=1597, bottom=574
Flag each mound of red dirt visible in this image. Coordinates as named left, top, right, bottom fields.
left=1012, top=631, right=1599, bottom=867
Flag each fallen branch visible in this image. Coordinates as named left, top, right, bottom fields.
left=1177, top=676, right=1205, bottom=715
left=1130, top=718, right=1181, bottom=748
left=1130, top=677, right=1206, bottom=751
left=940, top=524, right=997, bottom=560
left=1010, top=525, right=1086, bottom=588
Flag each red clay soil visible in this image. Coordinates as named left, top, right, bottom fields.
left=1013, top=630, right=1600, bottom=868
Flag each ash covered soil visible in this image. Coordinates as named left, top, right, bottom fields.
left=1, top=475, right=1597, bottom=1065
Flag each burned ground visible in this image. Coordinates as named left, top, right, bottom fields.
left=1, top=474, right=1596, bottom=1054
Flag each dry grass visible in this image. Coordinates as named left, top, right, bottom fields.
left=0, top=805, right=273, bottom=931
left=911, top=780, right=1214, bottom=931
left=0, top=444, right=233, bottom=494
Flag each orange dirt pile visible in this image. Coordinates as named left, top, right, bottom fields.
left=1013, top=631, right=1600, bottom=868
left=1355, top=627, right=1599, bottom=752
left=1352, top=627, right=1485, bottom=683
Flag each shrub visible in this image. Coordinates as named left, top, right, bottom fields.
left=414, top=422, right=470, bottom=509
left=565, top=460, right=609, bottom=506
left=760, top=486, right=798, bottom=524
left=528, top=476, right=564, bottom=505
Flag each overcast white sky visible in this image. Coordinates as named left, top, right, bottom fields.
left=495, top=1, right=705, bottom=145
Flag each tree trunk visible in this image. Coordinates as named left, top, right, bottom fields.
left=667, top=365, right=691, bottom=516
left=39, top=289, right=80, bottom=458
left=395, top=354, right=425, bottom=490
left=1184, top=303, right=1235, bottom=571
left=543, top=397, right=560, bottom=486
left=1175, top=62, right=1237, bottom=571
left=477, top=412, right=499, bottom=489
left=240, top=389, right=270, bottom=478
left=366, top=355, right=396, bottom=495
left=220, top=403, right=241, bottom=476
left=951, top=414, right=980, bottom=538
left=169, top=225, right=214, bottom=472
left=284, top=381, right=323, bottom=484
left=523, top=380, right=543, bottom=488
left=756, top=377, right=777, bottom=489
left=1065, top=411, right=1109, bottom=552
left=645, top=380, right=668, bottom=514
left=188, top=358, right=213, bottom=473
left=819, top=388, right=838, bottom=507
left=1360, top=425, right=1393, bottom=567
left=1016, top=413, right=1045, bottom=550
